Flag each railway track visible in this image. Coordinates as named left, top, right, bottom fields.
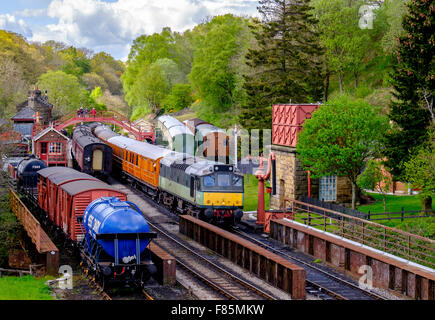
left=232, top=227, right=387, bottom=300
left=112, top=179, right=388, bottom=300
left=147, top=219, right=276, bottom=300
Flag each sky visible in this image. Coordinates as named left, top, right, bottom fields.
left=0, top=0, right=260, bottom=61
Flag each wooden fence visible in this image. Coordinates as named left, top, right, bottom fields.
left=284, top=199, right=435, bottom=269
left=9, top=188, right=41, bottom=252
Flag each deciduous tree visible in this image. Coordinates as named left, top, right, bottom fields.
left=297, top=95, right=389, bottom=209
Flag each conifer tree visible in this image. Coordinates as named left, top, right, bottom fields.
left=240, top=0, right=324, bottom=130
left=383, top=0, right=434, bottom=180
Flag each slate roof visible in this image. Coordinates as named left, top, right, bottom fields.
left=33, top=126, right=69, bottom=142
left=11, top=107, right=35, bottom=121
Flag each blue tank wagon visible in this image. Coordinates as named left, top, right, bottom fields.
left=16, top=155, right=47, bottom=195
left=80, top=197, right=157, bottom=288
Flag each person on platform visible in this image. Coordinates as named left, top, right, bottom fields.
left=91, top=107, right=96, bottom=118
left=85, top=107, right=89, bottom=117
left=79, top=106, right=84, bottom=118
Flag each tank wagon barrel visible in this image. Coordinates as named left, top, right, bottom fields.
left=80, top=197, right=157, bottom=285
left=16, top=155, right=47, bottom=195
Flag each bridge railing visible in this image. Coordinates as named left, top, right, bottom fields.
left=9, top=188, right=41, bottom=252
left=283, top=199, right=435, bottom=269
left=53, top=109, right=155, bottom=141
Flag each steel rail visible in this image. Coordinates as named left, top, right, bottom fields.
left=232, top=228, right=386, bottom=300
left=146, top=219, right=277, bottom=300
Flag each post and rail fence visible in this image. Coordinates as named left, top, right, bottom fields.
left=301, top=195, right=434, bottom=222
left=282, top=198, right=435, bottom=269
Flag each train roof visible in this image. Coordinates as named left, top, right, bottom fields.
left=48, top=171, right=98, bottom=185
left=93, top=124, right=118, bottom=141
left=73, top=125, right=105, bottom=147
left=107, top=135, right=171, bottom=160
left=159, top=151, right=229, bottom=176
left=61, top=180, right=123, bottom=196
left=157, top=115, right=194, bottom=138
left=38, top=167, right=77, bottom=178
left=195, top=123, right=227, bottom=135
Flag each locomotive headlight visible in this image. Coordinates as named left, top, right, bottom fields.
left=85, top=156, right=91, bottom=162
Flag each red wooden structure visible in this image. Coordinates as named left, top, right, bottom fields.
left=32, top=127, right=68, bottom=167
left=272, top=104, right=320, bottom=147
left=53, top=110, right=155, bottom=143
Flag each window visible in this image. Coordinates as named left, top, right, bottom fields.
left=232, top=174, right=242, bottom=187
left=217, top=173, right=230, bottom=187
left=49, top=142, right=62, bottom=154
left=319, top=176, right=337, bottom=201
left=204, top=175, right=215, bottom=187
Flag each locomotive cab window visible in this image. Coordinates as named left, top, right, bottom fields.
left=203, top=175, right=215, bottom=187
left=217, top=173, right=230, bottom=187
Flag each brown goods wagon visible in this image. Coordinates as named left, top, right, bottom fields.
left=37, top=167, right=76, bottom=215
left=48, top=171, right=99, bottom=227
left=58, top=180, right=127, bottom=242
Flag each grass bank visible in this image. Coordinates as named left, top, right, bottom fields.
left=358, top=192, right=434, bottom=239
left=0, top=276, right=54, bottom=300
left=243, top=174, right=270, bottom=212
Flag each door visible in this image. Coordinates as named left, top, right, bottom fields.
left=93, top=149, right=103, bottom=171
left=40, top=142, right=48, bottom=162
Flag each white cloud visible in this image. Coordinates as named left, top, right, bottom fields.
left=13, top=8, right=47, bottom=18
left=9, top=0, right=259, bottom=60
left=0, top=13, right=33, bottom=37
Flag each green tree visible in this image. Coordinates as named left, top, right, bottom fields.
left=0, top=57, right=28, bottom=118
left=383, top=0, right=434, bottom=181
left=135, top=62, right=170, bottom=113
left=378, top=0, right=409, bottom=54
left=357, top=159, right=393, bottom=212
left=297, top=95, right=389, bottom=209
left=240, top=0, right=324, bottom=130
left=36, top=70, right=89, bottom=117
left=189, top=14, right=251, bottom=123
left=89, top=52, right=124, bottom=95
left=122, top=28, right=177, bottom=115
left=311, top=0, right=371, bottom=93
left=404, top=129, right=435, bottom=211
left=59, top=46, right=91, bottom=78
left=163, top=83, right=194, bottom=112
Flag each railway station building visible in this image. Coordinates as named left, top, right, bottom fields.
left=269, top=104, right=353, bottom=209
left=32, top=127, right=69, bottom=167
